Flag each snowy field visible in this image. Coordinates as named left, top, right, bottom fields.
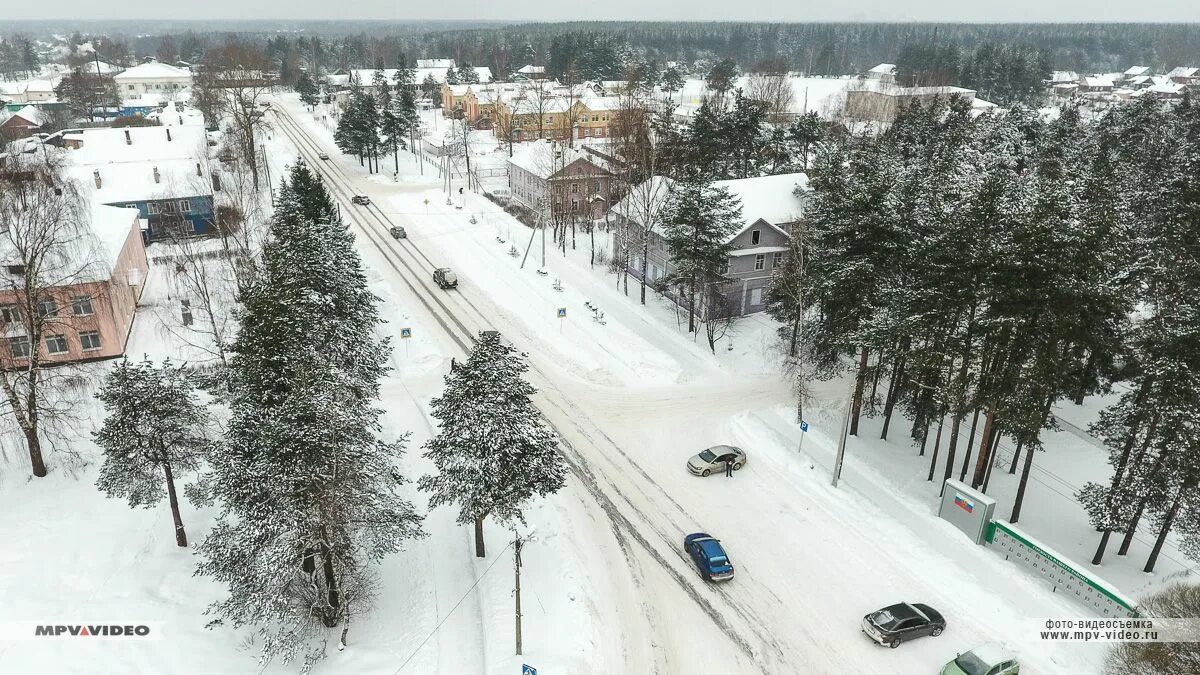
left=2, top=90, right=1180, bottom=675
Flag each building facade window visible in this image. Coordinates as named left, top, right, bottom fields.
left=179, top=199, right=192, bottom=213
left=751, top=230, right=761, bottom=245
left=754, top=254, right=765, bottom=271
left=773, top=252, right=784, bottom=268
left=80, top=331, right=102, bottom=351
left=72, top=296, right=94, bottom=316
left=7, top=336, right=31, bottom=358
left=750, top=287, right=763, bottom=306
left=1, top=304, right=20, bottom=324
left=36, top=299, right=56, bottom=317
left=45, top=334, right=68, bottom=354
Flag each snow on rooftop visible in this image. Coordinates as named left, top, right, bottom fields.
left=1165, top=66, right=1199, bottom=78
left=69, top=124, right=207, bottom=165
left=868, top=63, right=896, bottom=74
left=613, top=173, right=808, bottom=241
left=89, top=204, right=141, bottom=270
left=114, top=62, right=192, bottom=81
left=507, top=139, right=607, bottom=179
left=10, top=105, right=44, bottom=126
left=416, top=58, right=456, bottom=69
left=1081, top=76, right=1114, bottom=88
left=517, top=65, right=546, bottom=74
left=1123, top=66, right=1150, bottom=77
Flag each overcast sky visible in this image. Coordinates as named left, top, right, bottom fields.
left=8, top=0, right=1200, bottom=22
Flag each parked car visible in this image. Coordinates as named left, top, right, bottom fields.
left=686, top=445, right=746, bottom=477
left=433, top=267, right=458, bottom=289
left=389, top=226, right=407, bottom=239
left=861, top=602, right=945, bottom=648
left=940, top=645, right=1019, bottom=675
left=318, top=152, right=329, bottom=160
left=683, top=533, right=734, bottom=582
left=351, top=195, right=371, bottom=206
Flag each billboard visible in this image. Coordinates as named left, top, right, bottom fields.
left=937, top=479, right=996, bottom=545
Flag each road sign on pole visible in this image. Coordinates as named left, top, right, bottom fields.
left=800, top=421, right=809, bottom=432
left=400, top=328, right=412, bottom=339
left=557, top=307, right=566, bottom=333
left=522, top=666, right=536, bottom=675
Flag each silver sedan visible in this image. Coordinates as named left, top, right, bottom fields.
left=687, top=445, right=747, bottom=477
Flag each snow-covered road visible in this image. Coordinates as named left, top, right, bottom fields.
left=270, top=97, right=1108, bottom=674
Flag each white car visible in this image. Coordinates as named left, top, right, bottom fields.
left=686, top=445, right=747, bottom=477
left=318, top=152, right=329, bottom=160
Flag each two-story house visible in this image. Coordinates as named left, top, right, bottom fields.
left=113, top=62, right=193, bottom=100
left=66, top=125, right=218, bottom=242
left=612, top=172, right=809, bottom=317
left=0, top=203, right=149, bottom=367
left=507, top=139, right=617, bottom=219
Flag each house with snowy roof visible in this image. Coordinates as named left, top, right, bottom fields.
left=1165, top=66, right=1199, bottom=85
left=0, top=165, right=149, bottom=366
left=612, top=172, right=809, bottom=317
left=865, top=63, right=897, bottom=84
left=515, top=65, right=548, bottom=81
left=113, top=62, right=192, bottom=99
left=506, top=139, right=617, bottom=220
left=1079, top=76, right=1115, bottom=94
left=1123, top=66, right=1151, bottom=80
left=0, top=105, right=45, bottom=140
left=64, top=125, right=217, bottom=242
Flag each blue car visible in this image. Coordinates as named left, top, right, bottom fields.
left=684, top=533, right=735, bottom=582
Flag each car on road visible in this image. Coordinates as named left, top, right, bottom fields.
left=861, top=602, right=945, bottom=648
left=433, top=268, right=458, bottom=289
left=686, top=445, right=746, bottom=477
left=389, top=226, right=407, bottom=239
left=683, top=533, right=735, bottom=582
left=318, top=152, right=329, bottom=160
left=351, top=195, right=371, bottom=206
left=940, top=644, right=1019, bottom=675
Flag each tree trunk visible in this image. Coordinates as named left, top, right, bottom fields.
left=1118, top=503, right=1144, bottom=557
left=1008, top=439, right=1024, bottom=474
left=971, top=407, right=997, bottom=488
left=959, top=407, right=982, bottom=482
left=1144, top=478, right=1191, bottom=573
left=880, top=354, right=905, bottom=441
left=849, top=346, right=869, bottom=436
left=320, top=540, right=341, bottom=627
left=162, top=459, right=188, bottom=547
left=1093, top=413, right=1158, bottom=564
left=474, top=515, right=486, bottom=558
left=687, top=278, right=697, bottom=333
left=926, top=412, right=946, bottom=481
left=1010, top=442, right=1036, bottom=523
left=24, top=427, right=47, bottom=478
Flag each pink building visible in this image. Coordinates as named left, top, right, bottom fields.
left=1, top=205, right=149, bottom=366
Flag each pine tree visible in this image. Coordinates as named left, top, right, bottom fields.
left=661, top=65, right=685, bottom=103
left=420, top=332, right=565, bottom=558
left=445, top=66, right=460, bottom=85
left=421, top=73, right=440, bottom=105
left=94, top=359, right=208, bottom=548
left=196, top=161, right=423, bottom=669
left=295, top=71, right=320, bottom=108
left=456, top=62, right=480, bottom=84
left=662, top=171, right=743, bottom=341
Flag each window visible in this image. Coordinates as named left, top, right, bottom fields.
left=751, top=229, right=761, bottom=245
left=148, top=202, right=161, bottom=215
left=7, top=336, right=30, bottom=358
left=572, top=199, right=579, bottom=210
left=773, top=252, right=784, bottom=268
left=71, top=295, right=94, bottom=316
left=6, top=264, right=25, bottom=276
left=0, top=305, right=19, bottom=324
left=79, top=331, right=102, bottom=351
left=750, top=287, right=763, bottom=306
left=36, top=299, right=56, bottom=318
left=179, top=199, right=192, bottom=213
left=754, top=254, right=765, bottom=271
left=571, top=183, right=579, bottom=193
left=45, top=334, right=68, bottom=354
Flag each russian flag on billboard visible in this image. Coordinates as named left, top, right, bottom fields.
left=954, top=494, right=974, bottom=513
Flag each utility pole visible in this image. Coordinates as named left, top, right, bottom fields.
left=832, top=377, right=855, bottom=488
left=514, top=533, right=525, bottom=656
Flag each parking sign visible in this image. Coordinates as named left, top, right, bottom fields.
left=800, top=421, right=809, bottom=432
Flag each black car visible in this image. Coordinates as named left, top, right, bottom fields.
left=861, top=602, right=945, bottom=648
left=352, top=195, right=371, bottom=206
left=389, top=226, right=407, bottom=239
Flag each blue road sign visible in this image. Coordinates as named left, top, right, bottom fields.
left=522, top=666, right=536, bottom=675
left=400, top=327, right=412, bottom=339
left=800, top=421, right=809, bottom=432
left=557, top=307, right=567, bottom=318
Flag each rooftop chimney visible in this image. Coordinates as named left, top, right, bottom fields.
left=153, top=166, right=160, bottom=184
left=195, top=162, right=202, bottom=177
left=166, top=128, right=172, bottom=142
left=124, top=129, right=131, bottom=145
left=93, top=169, right=101, bottom=189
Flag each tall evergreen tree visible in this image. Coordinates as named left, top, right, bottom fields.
left=94, top=358, right=208, bottom=548
left=420, top=332, right=565, bottom=558
left=196, top=161, right=423, bottom=669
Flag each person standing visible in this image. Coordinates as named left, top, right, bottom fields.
left=725, top=459, right=733, bottom=478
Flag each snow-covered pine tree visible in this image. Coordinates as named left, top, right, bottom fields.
left=445, top=66, right=460, bottom=85
left=661, top=65, right=685, bottom=103
left=94, top=358, right=208, bottom=548
left=420, top=331, right=565, bottom=558
left=196, top=161, right=423, bottom=670
left=295, top=72, right=320, bottom=109
left=661, top=170, right=742, bottom=344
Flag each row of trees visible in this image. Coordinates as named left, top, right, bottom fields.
left=333, top=68, right=419, bottom=175
left=768, top=94, right=1200, bottom=574
left=896, top=40, right=1052, bottom=105
left=85, top=158, right=566, bottom=669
